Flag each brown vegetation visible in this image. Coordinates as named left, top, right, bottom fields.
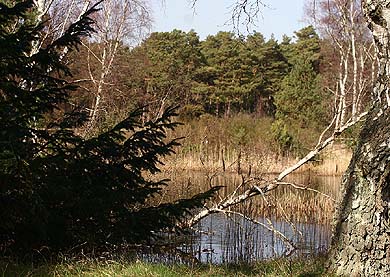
left=161, top=114, right=352, bottom=176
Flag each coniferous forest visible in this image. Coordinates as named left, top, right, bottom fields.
left=1, top=0, right=389, bottom=276
left=68, top=24, right=373, bottom=154
left=0, top=0, right=219, bottom=255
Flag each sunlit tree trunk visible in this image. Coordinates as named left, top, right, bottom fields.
left=31, top=0, right=150, bottom=137
left=328, top=0, right=390, bottom=275
left=81, top=0, right=151, bottom=137
left=186, top=2, right=388, bottom=271
left=307, top=0, right=377, bottom=130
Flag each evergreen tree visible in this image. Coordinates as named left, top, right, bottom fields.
left=289, top=26, right=321, bottom=72
left=0, top=1, right=219, bottom=254
left=245, top=34, right=288, bottom=115
left=271, top=26, right=323, bottom=153
left=272, top=59, right=324, bottom=153
left=199, top=31, right=251, bottom=116
left=135, top=29, right=205, bottom=117
left=279, top=34, right=292, bottom=57
left=275, top=59, right=323, bottom=127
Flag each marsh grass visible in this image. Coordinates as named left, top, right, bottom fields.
left=143, top=169, right=339, bottom=264
left=0, top=116, right=347, bottom=276
left=156, top=114, right=348, bottom=228
left=153, top=169, right=340, bottom=226
left=1, top=254, right=335, bottom=276
left=164, top=114, right=352, bottom=176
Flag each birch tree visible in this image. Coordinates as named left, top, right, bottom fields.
left=327, top=0, right=390, bottom=274
left=31, top=0, right=92, bottom=54
left=29, top=0, right=151, bottom=137
left=187, top=1, right=389, bottom=274
left=77, top=0, right=151, bottom=137
left=306, top=0, right=377, bottom=129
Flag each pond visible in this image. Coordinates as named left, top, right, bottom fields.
left=146, top=171, right=341, bottom=264
left=184, top=213, right=331, bottom=264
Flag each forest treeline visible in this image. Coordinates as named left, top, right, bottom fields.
left=0, top=1, right=219, bottom=255
left=0, top=0, right=380, bottom=264
left=69, top=25, right=374, bottom=153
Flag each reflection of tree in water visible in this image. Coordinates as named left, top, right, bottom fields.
left=189, top=213, right=331, bottom=263
left=152, top=170, right=339, bottom=263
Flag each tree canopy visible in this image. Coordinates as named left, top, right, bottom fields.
left=0, top=0, right=219, bottom=254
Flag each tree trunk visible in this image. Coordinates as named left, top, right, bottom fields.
left=328, top=1, right=390, bottom=275
left=329, top=105, right=389, bottom=275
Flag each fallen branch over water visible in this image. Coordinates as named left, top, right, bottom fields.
left=184, top=112, right=367, bottom=249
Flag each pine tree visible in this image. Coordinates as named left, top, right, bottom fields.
left=245, top=34, right=288, bottom=115
left=200, top=32, right=251, bottom=116
left=0, top=0, right=219, bottom=254
left=133, top=30, right=205, bottom=117
left=289, top=26, right=321, bottom=72
left=271, top=26, right=324, bottom=154
left=272, top=59, right=324, bottom=154
left=275, top=59, right=323, bottom=127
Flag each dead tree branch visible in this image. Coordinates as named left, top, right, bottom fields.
left=186, top=111, right=367, bottom=227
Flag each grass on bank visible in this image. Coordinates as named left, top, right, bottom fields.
left=1, top=255, right=335, bottom=276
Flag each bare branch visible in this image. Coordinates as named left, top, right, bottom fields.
left=190, top=0, right=267, bottom=32
left=222, top=209, right=297, bottom=254
left=186, top=111, right=367, bottom=227
left=276, top=181, right=335, bottom=202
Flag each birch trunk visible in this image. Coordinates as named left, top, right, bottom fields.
left=350, top=0, right=359, bottom=120
left=328, top=1, right=390, bottom=275
left=80, top=0, right=151, bottom=137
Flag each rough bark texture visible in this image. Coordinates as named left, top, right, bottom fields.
left=329, top=107, right=390, bottom=276
left=329, top=1, right=390, bottom=275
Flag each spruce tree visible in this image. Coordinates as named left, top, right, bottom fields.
left=0, top=0, right=219, bottom=254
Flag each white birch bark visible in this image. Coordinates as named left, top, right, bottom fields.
left=327, top=0, right=390, bottom=275
left=80, top=0, right=151, bottom=137
left=308, top=0, right=376, bottom=130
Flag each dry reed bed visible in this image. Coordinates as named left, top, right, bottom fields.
left=150, top=139, right=350, bottom=237
left=154, top=167, right=341, bottom=226
left=163, top=143, right=352, bottom=177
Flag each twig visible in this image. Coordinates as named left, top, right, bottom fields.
left=276, top=181, right=335, bottom=202
left=220, top=209, right=296, bottom=252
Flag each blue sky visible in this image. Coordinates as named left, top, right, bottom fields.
left=151, top=0, right=307, bottom=41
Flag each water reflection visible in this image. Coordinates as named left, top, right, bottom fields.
left=151, top=171, right=341, bottom=264
left=187, top=213, right=331, bottom=264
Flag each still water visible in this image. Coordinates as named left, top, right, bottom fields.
left=184, top=213, right=331, bottom=263
left=146, top=171, right=341, bottom=264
